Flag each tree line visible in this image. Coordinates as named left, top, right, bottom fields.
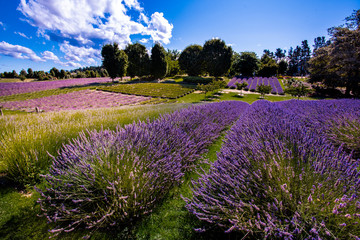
left=1, top=10, right=358, bottom=96
left=0, top=67, right=109, bottom=81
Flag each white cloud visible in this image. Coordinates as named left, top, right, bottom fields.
left=146, top=12, right=173, bottom=44
left=15, top=31, right=32, bottom=39
left=17, top=0, right=173, bottom=47
left=37, top=29, right=50, bottom=40
left=139, top=38, right=149, bottom=44
left=60, top=41, right=100, bottom=65
left=0, top=21, right=5, bottom=30
left=59, top=61, right=82, bottom=68
left=0, top=41, right=43, bottom=62
left=42, top=50, right=59, bottom=61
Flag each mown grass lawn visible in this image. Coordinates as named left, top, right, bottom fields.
left=97, top=82, right=196, bottom=99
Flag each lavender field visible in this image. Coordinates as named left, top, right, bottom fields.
left=185, top=99, right=360, bottom=239
left=1, top=98, right=360, bottom=239
left=228, top=77, right=284, bottom=94
left=0, top=77, right=113, bottom=96
left=1, top=89, right=151, bottom=112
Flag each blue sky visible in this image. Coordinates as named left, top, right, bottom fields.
left=0, top=0, right=359, bottom=73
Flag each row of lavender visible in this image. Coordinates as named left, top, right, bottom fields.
left=228, top=77, right=284, bottom=94
left=0, top=77, right=113, bottom=96
left=1, top=90, right=151, bottom=112
left=37, top=101, right=249, bottom=237
left=185, top=99, right=360, bottom=239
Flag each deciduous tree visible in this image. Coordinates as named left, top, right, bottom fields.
left=232, top=52, right=259, bottom=77
left=202, top=39, right=232, bottom=78
left=178, top=44, right=204, bottom=76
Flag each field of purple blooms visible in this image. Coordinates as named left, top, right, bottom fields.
left=1, top=89, right=151, bottom=112
left=0, top=77, right=113, bottom=96
left=228, top=77, right=284, bottom=94
left=37, top=101, right=249, bottom=237
left=185, top=99, right=360, bottom=239
left=1, top=98, right=359, bottom=239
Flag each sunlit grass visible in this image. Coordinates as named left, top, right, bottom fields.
left=0, top=103, right=190, bottom=185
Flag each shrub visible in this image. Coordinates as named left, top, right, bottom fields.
left=185, top=101, right=360, bottom=239
left=37, top=101, right=249, bottom=237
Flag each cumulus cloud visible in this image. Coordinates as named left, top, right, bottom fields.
left=146, top=12, right=173, bottom=44
left=17, top=0, right=173, bottom=47
left=0, top=41, right=43, bottom=61
left=15, top=31, right=32, bottom=39
left=60, top=41, right=100, bottom=65
left=42, top=50, right=59, bottom=61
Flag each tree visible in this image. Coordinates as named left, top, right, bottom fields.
left=309, top=9, right=360, bottom=96
left=235, top=81, right=248, bottom=96
left=313, top=36, right=330, bottom=53
left=101, top=43, right=128, bottom=82
left=151, top=43, right=168, bottom=80
left=125, top=43, right=150, bottom=79
left=258, top=53, right=278, bottom=77
left=232, top=52, right=259, bottom=77
left=27, top=68, right=33, bottom=78
left=167, top=49, right=181, bottom=61
left=20, top=69, right=27, bottom=77
left=50, top=67, right=60, bottom=78
left=11, top=70, right=19, bottom=78
left=197, top=80, right=226, bottom=97
left=287, top=46, right=301, bottom=76
left=60, top=69, right=67, bottom=79
left=278, top=60, right=288, bottom=75
left=178, top=44, right=204, bottom=76
left=19, top=69, right=27, bottom=81
left=202, top=39, right=232, bottom=78
left=275, top=48, right=286, bottom=61
left=263, top=49, right=274, bottom=58
left=299, top=40, right=311, bottom=75
left=287, top=84, right=311, bottom=99
left=285, top=79, right=311, bottom=99
left=256, top=84, right=272, bottom=98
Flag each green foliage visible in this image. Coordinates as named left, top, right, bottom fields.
left=27, top=68, right=34, bottom=78
left=0, top=104, right=189, bottom=185
left=118, top=50, right=128, bottom=80
left=98, top=83, right=196, bottom=99
left=285, top=79, right=312, bottom=99
left=256, top=84, right=272, bottom=98
left=167, top=59, right=181, bottom=77
left=178, top=44, right=204, bottom=76
left=197, top=80, right=225, bottom=96
left=182, top=76, right=213, bottom=84
left=125, top=43, right=150, bottom=79
left=151, top=43, right=168, bottom=80
left=202, top=39, right=232, bottom=78
left=232, top=52, right=259, bottom=77
left=310, top=10, right=360, bottom=96
left=235, top=82, right=248, bottom=96
left=278, top=59, right=288, bottom=75
left=258, top=53, right=278, bottom=77
left=101, top=43, right=128, bottom=81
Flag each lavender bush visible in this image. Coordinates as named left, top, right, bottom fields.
left=185, top=100, right=360, bottom=239
left=37, top=101, right=249, bottom=237
left=278, top=99, right=360, bottom=158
